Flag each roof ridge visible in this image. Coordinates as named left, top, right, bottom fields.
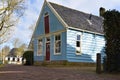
left=48, top=1, right=101, bottom=18
left=48, top=1, right=103, bottom=34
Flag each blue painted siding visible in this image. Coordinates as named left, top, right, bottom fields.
left=34, top=32, right=67, bottom=61
left=33, top=3, right=105, bottom=63
left=34, top=15, right=44, bottom=37
left=34, top=38, right=45, bottom=61
left=34, top=3, right=65, bottom=37
left=67, top=29, right=105, bottom=63
left=34, top=3, right=66, bottom=61
left=50, top=32, right=67, bottom=61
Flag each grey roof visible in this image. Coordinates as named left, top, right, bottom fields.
left=49, top=2, right=104, bottom=34
left=8, top=48, right=19, bottom=57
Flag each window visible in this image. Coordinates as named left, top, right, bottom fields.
left=76, top=35, right=81, bottom=54
left=37, top=39, right=43, bottom=56
left=45, top=12, right=48, bottom=16
left=46, top=37, right=50, bottom=42
left=54, top=34, right=61, bottom=54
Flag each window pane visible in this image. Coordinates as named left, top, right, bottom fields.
left=58, top=35, right=60, bottom=40
left=76, top=41, right=80, bottom=47
left=46, top=37, right=50, bottom=41
left=55, top=34, right=61, bottom=40
left=55, top=36, right=57, bottom=40
left=55, top=34, right=61, bottom=54
left=45, top=12, right=48, bottom=16
left=77, top=35, right=80, bottom=40
left=38, top=39, right=42, bottom=55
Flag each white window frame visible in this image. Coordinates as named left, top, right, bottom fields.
left=37, top=39, right=43, bottom=56
left=76, top=34, right=82, bottom=55
left=54, top=34, right=61, bottom=55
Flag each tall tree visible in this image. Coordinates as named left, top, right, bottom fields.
left=13, top=38, right=22, bottom=48
left=8, top=43, right=27, bottom=57
left=0, top=0, right=25, bottom=44
left=28, top=23, right=36, bottom=50
left=103, top=10, right=120, bottom=72
left=0, top=45, right=10, bottom=62
left=2, top=45, right=10, bottom=57
left=18, top=43, right=27, bottom=56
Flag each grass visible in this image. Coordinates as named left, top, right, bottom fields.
left=0, top=64, right=4, bottom=68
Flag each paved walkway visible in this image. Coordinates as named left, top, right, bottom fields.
left=0, top=64, right=120, bottom=80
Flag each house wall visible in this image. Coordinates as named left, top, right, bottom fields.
left=66, top=29, right=105, bottom=63
left=34, top=38, right=45, bottom=61
left=34, top=3, right=67, bottom=61
left=34, top=32, right=67, bottom=61
left=50, top=32, right=67, bottom=61
left=33, top=2, right=105, bottom=63
left=34, top=3, right=65, bottom=37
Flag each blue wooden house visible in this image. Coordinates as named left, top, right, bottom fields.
left=29, top=1, right=105, bottom=63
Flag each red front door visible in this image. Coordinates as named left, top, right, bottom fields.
left=46, top=43, right=50, bottom=61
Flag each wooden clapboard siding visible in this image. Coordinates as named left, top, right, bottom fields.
left=67, top=29, right=105, bottom=63
left=33, top=1, right=105, bottom=63
left=34, top=38, right=45, bottom=61
left=34, top=3, right=65, bottom=37
left=33, top=3, right=66, bottom=61
left=34, top=32, right=67, bottom=61
left=50, top=32, right=67, bottom=61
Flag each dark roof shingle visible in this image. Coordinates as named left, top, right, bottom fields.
left=49, top=2, right=104, bottom=34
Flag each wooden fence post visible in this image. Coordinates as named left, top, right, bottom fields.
left=96, top=53, right=101, bottom=74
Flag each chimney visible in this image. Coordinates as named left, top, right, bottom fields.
left=99, top=7, right=105, bottom=17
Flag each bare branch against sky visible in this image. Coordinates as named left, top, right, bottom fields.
left=0, top=0, right=25, bottom=44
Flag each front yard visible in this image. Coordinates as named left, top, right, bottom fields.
left=0, top=64, right=120, bottom=80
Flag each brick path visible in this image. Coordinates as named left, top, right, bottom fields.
left=0, top=64, right=120, bottom=80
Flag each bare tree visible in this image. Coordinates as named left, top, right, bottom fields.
left=0, top=45, right=10, bottom=62
left=29, top=23, right=36, bottom=32
left=0, top=0, right=25, bottom=44
left=1, top=45, right=10, bottom=57
left=13, top=38, right=22, bottom=48
left=9, top=43, right=27, bottom=57
left=28, top=23, right=36, bottom=50
left=18, top=43, right=27, bottom=56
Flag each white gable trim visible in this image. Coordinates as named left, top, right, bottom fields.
left=28, top=1, right=68, bottom=48
left=28, top=1, right=47, bottom=49
left=47, top=2, right=104, bottom=36
left=47, top=2, right=68, bottom=28
left=34, top=29, right=66, bottom=39
left=32, top=1, right=46, bottom=39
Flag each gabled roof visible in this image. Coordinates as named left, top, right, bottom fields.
left=8, top=48, right=19, bottom=57
left=49, top=2, right=104, bottom=34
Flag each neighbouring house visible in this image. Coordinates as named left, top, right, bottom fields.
left=5, top=48, right=23, bottom=64
left=28, top=1, right=105, bottom=63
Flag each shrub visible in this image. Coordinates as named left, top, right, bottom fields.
left=23, top=51, right=34, bottom=65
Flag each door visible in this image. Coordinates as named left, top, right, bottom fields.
left=46, top=42, right=50, bottom=61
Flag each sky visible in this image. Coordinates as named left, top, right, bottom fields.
left=2, top=0, right=120, bottom=49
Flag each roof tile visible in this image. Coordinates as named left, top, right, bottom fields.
left=49, top=2, right=104, bottom=34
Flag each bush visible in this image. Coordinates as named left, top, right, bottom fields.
left=23, top=51, right=34, bottom=65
